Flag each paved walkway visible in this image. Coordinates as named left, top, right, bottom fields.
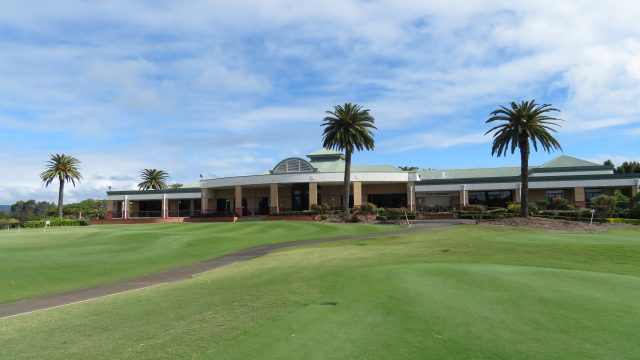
left=0, top=220, right=461, bottom=319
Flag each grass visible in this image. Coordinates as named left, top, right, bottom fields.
left=0, top=221, right=396, bottom=304
left=1, top=225, right=639, bottom=359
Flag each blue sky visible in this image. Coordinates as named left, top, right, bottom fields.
left=1, top=0, right=639, bottom=204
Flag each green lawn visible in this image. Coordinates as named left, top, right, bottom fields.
left=0, top=222, right=395, bottom=304
left=1, top=225, right=639, bottom=359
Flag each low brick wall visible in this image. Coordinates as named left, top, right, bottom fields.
left=266, top=215, right=315, bottom=221
left=91, top=217, right=237, bottom=225
left=184, top=217, right=238, bottom=223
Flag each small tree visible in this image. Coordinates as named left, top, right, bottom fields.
left=591, top=195, right=617, bottom=219
left=547, top=197, right=572, bottom=210
left=310, top=203, right=330, bottom=215
left=169, top=182, right=183, bottom=189
left=535, top=200, right=549, bottom=211
left=465, top=204, right=487, bottom=224
left=359, top=202, right=378, bottom=222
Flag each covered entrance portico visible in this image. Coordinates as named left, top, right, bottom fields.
left=106, top=189, right=202, bottom=219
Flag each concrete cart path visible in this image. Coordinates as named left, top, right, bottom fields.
left=0, top=220, right=461, bottom=319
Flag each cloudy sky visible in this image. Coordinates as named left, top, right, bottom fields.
left=1, top=0, right=639, bottom=204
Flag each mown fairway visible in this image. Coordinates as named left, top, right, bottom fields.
left=1, top=225, right=639, bottom=359
left=0, top=222, right=395, bottom=304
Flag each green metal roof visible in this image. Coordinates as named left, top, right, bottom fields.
left=418, top=167, right=523, bottom=180
left=539, top=155, right=600, bottom=168
left=309, top=157, right=402, bottom=173
left=107, top=187, right=200, bottom=195
left=306, top=148, right=344, bottom=158
left=417, top=155, right=609, bottom=181
left=182, top=180, right=201, bottom=188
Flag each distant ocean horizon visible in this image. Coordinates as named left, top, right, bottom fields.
left=0, top=205, right=11, bottom=212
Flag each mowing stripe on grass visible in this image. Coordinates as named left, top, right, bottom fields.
left=0, top=221, right=459, bottom=319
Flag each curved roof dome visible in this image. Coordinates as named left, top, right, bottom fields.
left=271, top=157, right=316, bottom=174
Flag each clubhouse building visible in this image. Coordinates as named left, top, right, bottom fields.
left=106, top=149, right=639, bottom=220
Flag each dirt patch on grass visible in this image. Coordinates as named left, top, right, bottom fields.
left=481, top=217, right=616, bottom=232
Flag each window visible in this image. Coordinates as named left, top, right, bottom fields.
left=468, top=191, right=512, bottom=207
left=585, top=188, right=603, bottom=202
left=272, top=158, right=315, bottom=174
left=546, top=189, right=565, bottom=201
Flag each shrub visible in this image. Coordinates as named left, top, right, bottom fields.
left=528, top=203, right=539, bottom=215
left=462, top=204, right=487, bottom=224
left=350, top=214, right=361, bottom=223
left=607, top=218, right=640, bottom=225
left=629, top=207, right=640, bottom=219
left=0, top=218, right=20, bottom=228
left=613, top=190, right=630, bottom=203
left=487, top=208, right=509, bottom=219
left=191, top=212, right=237, bottom=218
left=591, top=195, right=617, bottom=218
left=359, top=202, right=378, bottom=222
left=506, top=202, right=521, bottom=213
left=270, top=211, right=314, bottom=216
left=535, top=200, right=549, bottom=211
left=23, top=218, right=89, bottom=228
left=547, top=197, right=573, bottom=210
left=310, top=203, right=330, bottom=215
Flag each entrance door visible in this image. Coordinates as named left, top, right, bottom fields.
left=258, top=197, right=269, bottom=215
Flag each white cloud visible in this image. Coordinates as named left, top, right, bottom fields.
left=2, top=0, right=640, bottom=203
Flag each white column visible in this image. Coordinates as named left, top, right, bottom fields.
left=162, top=194, right=167, bottom=218
left=123, top=195, right=128, bottom=219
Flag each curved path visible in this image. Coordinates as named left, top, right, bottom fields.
left=0, top=220, right=460, bottom=319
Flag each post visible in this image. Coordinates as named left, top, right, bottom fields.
left=309, top=182, right=318, bottom=210
left=459, top=185, right=467, bottom=209
left=162, top=194, right=167, bottom=218
left=352, top=181, right=362, bottom=208
left=123, top=195, right=129, bottom=219
left=407, top=181, right=416, bottom=211
left=515, top=183, right=522, bottom=203
left=574, top=187, right=586, bottom=209
left=235, top=185, right=243, bottom=217
left=201, top=188, right=208, bottom=214
left=106, top=200, right=114, bottom=219
left=270, top=183, right=279, bottom=214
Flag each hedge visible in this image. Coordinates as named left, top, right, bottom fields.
left=607, top=218, right=640, bottom=225
left=23, top=218, right=90, bottom=228
left=270, top=211, right=315, bottom=216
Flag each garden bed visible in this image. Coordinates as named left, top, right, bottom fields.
left=481, top=217, right=615, bottom=232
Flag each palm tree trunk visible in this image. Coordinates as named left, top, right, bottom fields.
left=343, top=149, right=352, bottom=216
left=519, top=139, right=529, bottom=218
left=58, top=177, right=64, bottom=218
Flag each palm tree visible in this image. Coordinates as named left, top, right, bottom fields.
left=40, top=154, right=83, bottom=218
left=138, top=169, right=170, bottom=190
left=399, top=166, right=419, bottom=171
left=322, top=103, right=377, bottom=215
left=485, top=100, right=562, bottom=217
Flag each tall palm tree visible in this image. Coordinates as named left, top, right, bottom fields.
left=40, top=154, right=83, bottom=218
left=322, top=103, right=376, bottom=215
left=399, top=166, right=419, bottom=171
left=485, top=100, right=562, bottom=217
left=138, top=169, right=170, bottom=190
